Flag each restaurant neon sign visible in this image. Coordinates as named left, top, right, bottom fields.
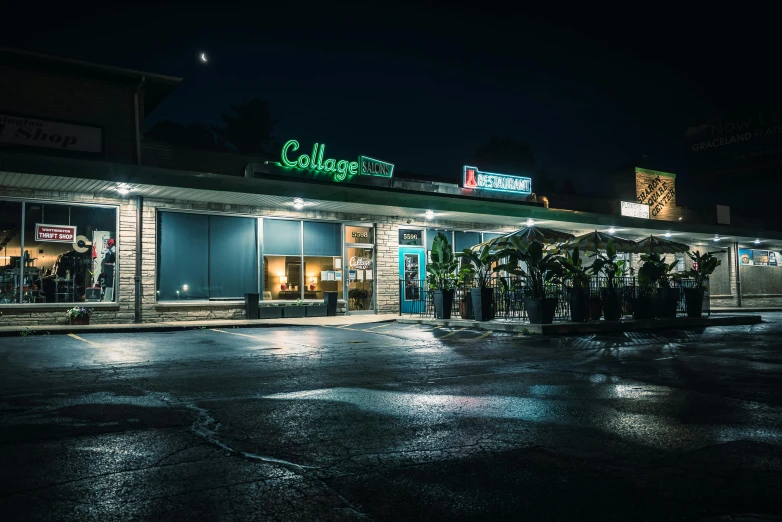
left=280, top=139, right=394, bottom=182
left=463, top=165, right=532, bottom=195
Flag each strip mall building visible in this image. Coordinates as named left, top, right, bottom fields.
left=2, top=48, right=781, bottom=326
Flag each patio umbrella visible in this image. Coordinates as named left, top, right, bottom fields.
left=561, top=230, right=637, bottom=254
left=471, top=226, right=575, bottom=251
left=631, top=235, right=690, bottom=255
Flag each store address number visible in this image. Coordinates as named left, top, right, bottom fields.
left=403, top=234, right=419, bottom=240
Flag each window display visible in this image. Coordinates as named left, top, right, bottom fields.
left=0, top=200, right=117, bottom=304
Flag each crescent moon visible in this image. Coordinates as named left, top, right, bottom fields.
left=200, top=53, right=208, bottom=63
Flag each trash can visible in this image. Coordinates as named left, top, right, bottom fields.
left=244, top=293, right=259, bottom=319
left=324, top=292, right=338, bottom=316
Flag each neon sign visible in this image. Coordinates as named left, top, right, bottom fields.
left=463, top=165, right=532, bottom=195
left=280, top=140, right=394, bottom=182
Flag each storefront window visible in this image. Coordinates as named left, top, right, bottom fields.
left=398, top=228, right=423, bottom=246
left=347, top=246, right=373, bottom=311
left=346, top=226, right=373, bottom=244
left=157, top=212, right=258, bottom=300
left=303, top=221, right=343, bottom=301
left=0, top=200, right=117, bottom=304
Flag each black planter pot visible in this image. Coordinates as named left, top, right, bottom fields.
left=525, top=297, right=558, bottom=324
left=684, top=287, right=704, bottom=317
left=589, top=296, right=603, bottom=320
left=470, top=287, right=494, bottom=321
left=600, top=287, right=622, bottom=321
left=568, top=287, right=590, bottom=322
left=433, top=289, right=455, bottom=319
left=656, top=287, right=680, bottom=319
left=632, top=296, right=656, bottom=320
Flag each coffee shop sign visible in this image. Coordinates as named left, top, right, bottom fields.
left=279, top=139, right=394, bottom=182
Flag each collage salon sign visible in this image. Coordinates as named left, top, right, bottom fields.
left=0, top=114, right=103, bottom=155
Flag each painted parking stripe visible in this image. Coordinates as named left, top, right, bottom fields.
left=67, top=333, right=100, bottom=347
left=210, top=328, right=263, bottom=339
left=438, top=328, right=464, bottom=339
left=474, top=330, right=494, bottom=340
left=364, top=323, right=394, bottom=330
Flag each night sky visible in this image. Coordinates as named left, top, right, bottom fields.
left=2, top=5, right=777, bottom=195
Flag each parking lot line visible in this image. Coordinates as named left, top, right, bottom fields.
left=210, top=328, right=262, bottom=339
left=364, top=323, right=394, bottom=330
left=67, top=333, right=100, bottom=347
left=438, top=328, right=464, bottom=339
left=474, top=330, right=494, bottom=340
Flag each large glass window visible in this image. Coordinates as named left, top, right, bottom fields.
left=0, top=200, right=117, bottom=304
left=157, top=212, right=258, bottom=300
left=347, top=246, right=374, bottom=311
left=304, top=222, right=343, bottom=301
left=454, top=231, right=482, bottom=252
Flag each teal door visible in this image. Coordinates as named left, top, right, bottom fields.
left=399, top=247, right=425, bottom=313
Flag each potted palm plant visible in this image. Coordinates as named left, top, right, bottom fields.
left=680, top=250, right=721, bottom=317
left=496, top=238, right=563, bottom=324
left=590, top=240, right=630, bottom=321
left=560, top=247, right=591, bottom=322
left=457, top=244, right=499, bottom=321
left=639, top=253, right=681, bottom=319
left=634, top=255, right=662, bottom=320
left=426, top=232, right=458, bottom=319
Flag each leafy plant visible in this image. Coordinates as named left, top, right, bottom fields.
left=681, top=250, right=721, bottom=289
left=348, top=288, right=369, bottom=300
left=559, top=247, right=591, bottom=289
left=590, top=240, right=631, bottom=290
left=457, top=244, right=502, bottom=289
left=426, top=232, right=458, bottom=291
left=495, top=237, right=563, bottom=299
left=66, top=307, right=93, bottom=319
left=638, top=252, right=679, bottom=293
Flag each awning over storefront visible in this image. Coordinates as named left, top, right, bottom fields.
left=1, top=150, right=779, bottom=248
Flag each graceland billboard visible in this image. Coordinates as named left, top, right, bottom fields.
left=686, top=108, right=782, bottom=175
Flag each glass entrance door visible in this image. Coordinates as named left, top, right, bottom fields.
left=347, top=246, right=374, bottom=312
left=399, top=247, right=425, bottom=313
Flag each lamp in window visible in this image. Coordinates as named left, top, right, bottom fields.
left=308, top=276, right=317, bottom=292
left=279, top=276, right=288, bottom=291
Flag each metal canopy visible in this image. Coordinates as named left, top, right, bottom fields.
left=1, top=151, right=780, bottom=250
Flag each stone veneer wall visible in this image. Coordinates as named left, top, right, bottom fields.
left=0, top=187, right=510, bottom=326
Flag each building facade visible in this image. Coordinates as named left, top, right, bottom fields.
left=2, top=48, right=782, bottom=327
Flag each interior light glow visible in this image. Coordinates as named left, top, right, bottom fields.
left=425, top=210, right=435, bottom=220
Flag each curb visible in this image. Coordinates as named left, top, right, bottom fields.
left=397, top=315, right=762, bottom=335
left=0, top=318, right=397, bottom=337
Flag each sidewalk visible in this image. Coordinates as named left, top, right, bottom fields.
left=0, top=313, right=399, bottom=337
left=711, top=307, right=782, bottom=313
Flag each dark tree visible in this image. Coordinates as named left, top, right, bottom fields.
left=560, top=177, right=577, bottom=194
left=211, top=98, right=279, bottom=155
left=472, top=136, right=555, bottom=193
left=145, top=121, right=225, bottom=151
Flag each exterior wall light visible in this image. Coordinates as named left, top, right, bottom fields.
left=425, top=210, right=435, bottom=220
left=665, top=232, right=671, bottom=238
left=713, top=236, right=721, bottom=242
left=116, top=185, right=130, bottom=195
left=755, top=239, right=761, bottom=244
left=526, top=219, right=535, bottom=227
left=608, top=227, right=616, bottom=234
left=293, top=198, right=304, bottom=210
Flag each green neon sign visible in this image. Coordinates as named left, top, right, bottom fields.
left=279, top=139, right=393, bottom=182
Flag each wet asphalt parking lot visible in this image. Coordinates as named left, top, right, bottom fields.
left=0, top=315, right=781, bottom=521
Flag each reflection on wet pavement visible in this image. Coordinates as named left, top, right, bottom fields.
left=1, top=314, right=781, bottom=520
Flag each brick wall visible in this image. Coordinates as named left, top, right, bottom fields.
left=635, top=169, right=682, bottom=221
left=0, top=65, right=137, bottom=163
